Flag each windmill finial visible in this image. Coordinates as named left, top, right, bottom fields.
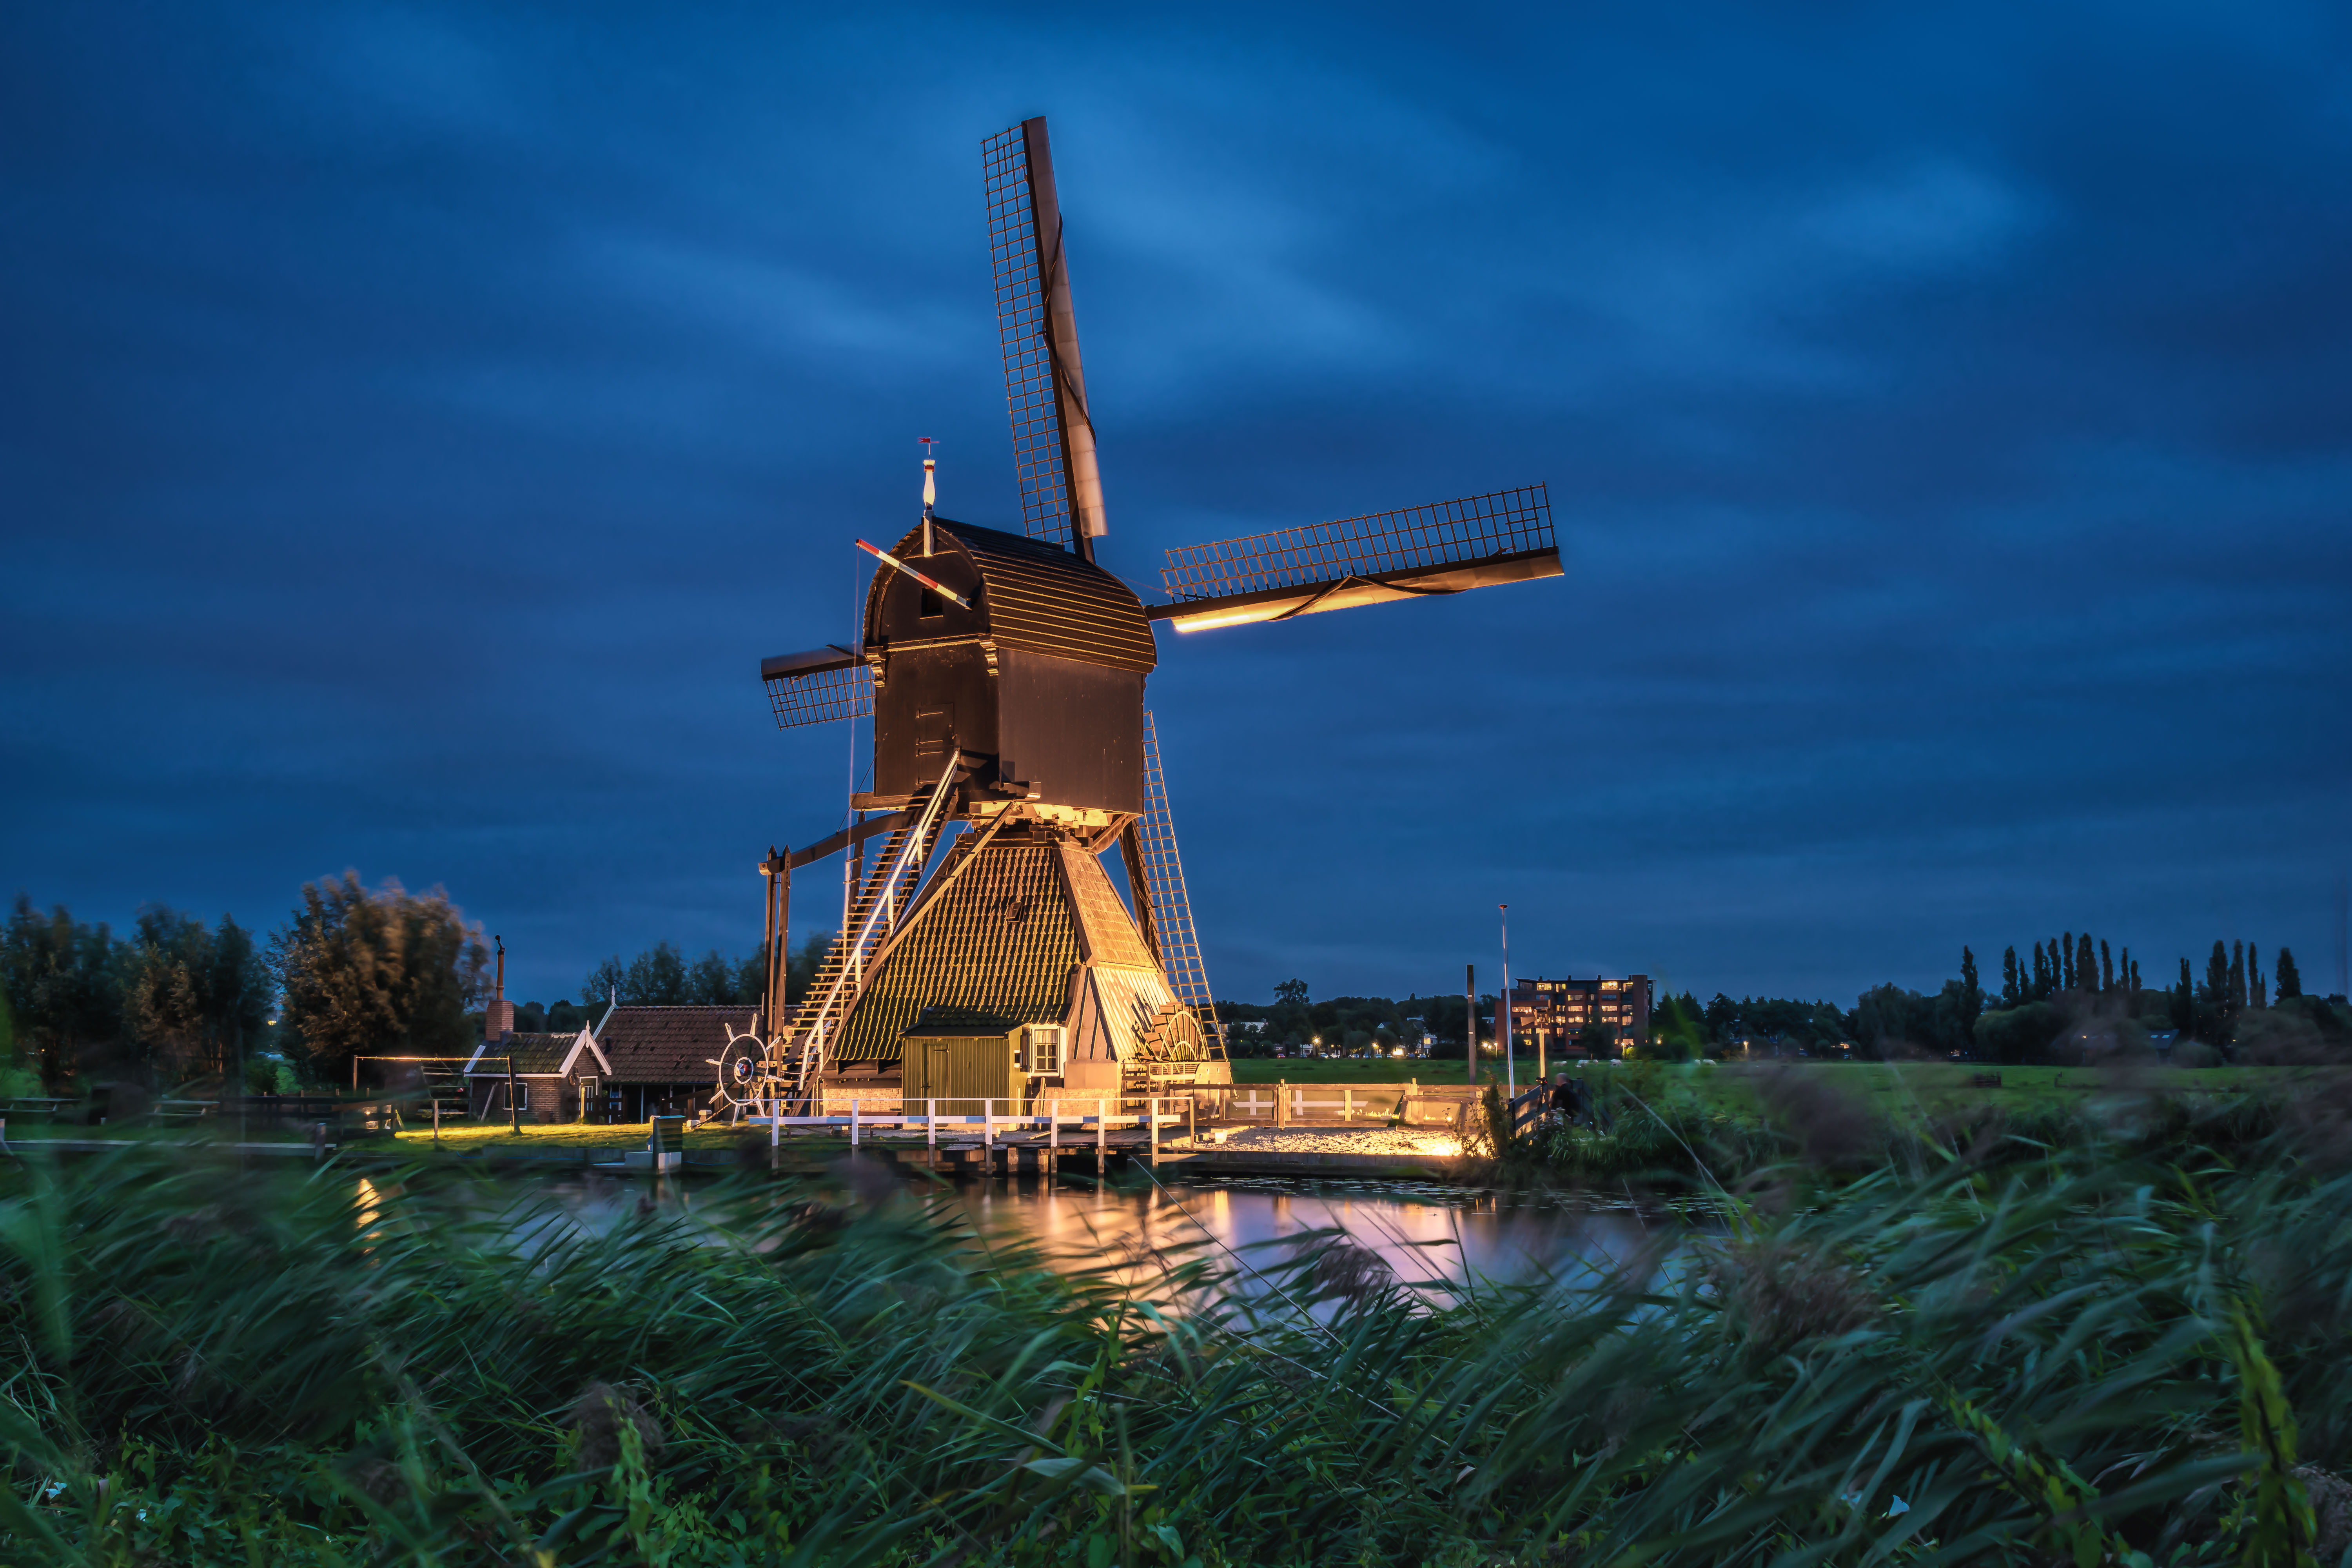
left=920, top=437, right=937, bottom=554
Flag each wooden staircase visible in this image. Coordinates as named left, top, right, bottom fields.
left=782, top=824, right=915, bottom=1095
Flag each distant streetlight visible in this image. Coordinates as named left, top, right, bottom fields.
left=1500, top=904, right=1513, bottom=1099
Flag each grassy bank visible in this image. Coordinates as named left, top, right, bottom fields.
left=7, top=1116, right=2352, bottom=1564
left=1227, top=1058, right=1457, bottom=1085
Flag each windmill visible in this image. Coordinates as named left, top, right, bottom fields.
left=724, top=117, right=1560, bottom=1118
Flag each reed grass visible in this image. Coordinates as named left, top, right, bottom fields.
left=5, top=1107, right=2352, bottom=1565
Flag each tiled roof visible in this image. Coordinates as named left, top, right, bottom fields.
left=902, top=1005, right=1022, bottom=1038
left=472, top=1032, right=583, bottom=1076
left=594, top=1006, right=757, bottom=1083
left=836, top=837, right=1078, bottom=1060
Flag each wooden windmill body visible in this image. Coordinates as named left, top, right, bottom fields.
left=723, top=119, right=1561, bottom=1118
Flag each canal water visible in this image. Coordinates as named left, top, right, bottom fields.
left=458, top=1166, right=1672, bottom=1305
left=953, top=1174, right=1664, bottom=1300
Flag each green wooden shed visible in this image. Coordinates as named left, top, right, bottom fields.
left=900, top=1006, right=1029, bottom=1115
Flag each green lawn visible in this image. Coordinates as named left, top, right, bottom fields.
left=389, top=1122, right=752, bottom=1154
left=1227, top=1058, right=1464, bottom=1085
left=0, top=1121, right=312, bottom=1143
left=1225, top=1056, right=2318, bottom=1114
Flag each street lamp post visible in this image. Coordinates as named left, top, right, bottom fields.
left=1500, top=904, right=1513, bottom=1100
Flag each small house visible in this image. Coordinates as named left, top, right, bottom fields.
left=592, top=1004, right=759, bottom=1123
left=465, top=1030, right=609, bottom=1123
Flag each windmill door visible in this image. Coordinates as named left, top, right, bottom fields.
left=914, top=706, right=955, bottom=770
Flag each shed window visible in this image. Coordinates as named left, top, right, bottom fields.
left=919, top=587, right=944, bottom=618
left=1021, top=1025, right=1064, bottom=1077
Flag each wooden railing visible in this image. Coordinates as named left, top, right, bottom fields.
left=748, top=1097, right=1188, bottom=1155
left=1186, top=1082, right=1480, bottom=1129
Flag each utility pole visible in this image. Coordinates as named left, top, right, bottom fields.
left=1465, top=964, right=1477, bottom=1087
left=1500, top=905, right=1514, bottom=1100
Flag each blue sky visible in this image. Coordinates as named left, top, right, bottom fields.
left=5, top=2, right=2349, bottom=1006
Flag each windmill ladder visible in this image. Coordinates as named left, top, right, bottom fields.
left=1138, top=711, right=1227, bottom=1060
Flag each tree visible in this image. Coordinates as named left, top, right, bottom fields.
left=1960, top=946, right=1982, bottom=1023
left=2249, top=944, right=2266, bottom=1009
left=2077, top=934, right=2095, bottom=993
left=785, top=932, right=833, bottom=1005
left=124, top=907, right=268, bottom=1082
left=581, top=956, right=625, bottom=1011
left=2100, top=939, right=2114, bottom=993
left=1976, top=1002, right=2060, bottom=1065
left=273, top=873, right=488, bottom=1085
left=2001, top=946, right=2021, bottom=1007
left=2228, top=941, right=2245, bottom=1011
left=2061, top=933, right=2075, bottom=991
left=2031, top=942, right=2048, bottom=998
left=2, top=897, right=125, bottom=1085
left=2278, top=946, right=2304, bottom=1000
left=1854, top=983, right=1932, bottom=1056
left=1274, top=978, right=1309, bottom=1006
left=686, top=949, right=740, bottom=1005
left=622, top=942, right=688, bottom=1005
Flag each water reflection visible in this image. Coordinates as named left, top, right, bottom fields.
left=374, top=1166, right=1671, bottom=1307
left=955, top=1174, right=1663, bottom=1303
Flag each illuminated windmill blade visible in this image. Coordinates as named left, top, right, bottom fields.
left=1150, top=484, right=1560, bottom=633
left=982, top=118, right=1106, bottom=554
left=759, top=644, right=872, bottom=730
left=1130, top=711, right=1227, bottom=1059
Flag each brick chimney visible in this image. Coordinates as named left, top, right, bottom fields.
left=483, top=935, right=515, bottom=1043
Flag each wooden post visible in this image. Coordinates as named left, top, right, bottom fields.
left=1408, top=1078, right=1417, bottom=1126
left=1186, top=1094, right=1195, bottom=1145
left=433, top=1099, right=441, bottom=1145
left=506, top=1056, right=519, bottom=1135
left=927, top=1098, right=936, bottom=1152
left=1149, top=1096, right=1159, bottom=1161
left=983, top=1099, right=992, bottom=1151
left=1277, top=1080, right=1287, bottom=1130
left=849, top=1098, right=860, bottom=1149
left=1097, top=1097, right=1106, bottom=1156
left=1343, top=1087, right=1352, bottom=1122
left=1466, top=964, right=1477, bottom=1087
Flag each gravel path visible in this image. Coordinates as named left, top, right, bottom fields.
left=1175, top=1126, right=1463, bottom=1157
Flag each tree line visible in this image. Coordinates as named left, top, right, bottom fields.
left=1226, top=931, right=2347, bottom=1066
left=2, top=875, right=487, bottom=1095
left=572, top=933, right=831, bottom=1016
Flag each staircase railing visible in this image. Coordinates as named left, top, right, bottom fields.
left=783, top=749, right=966, bottom=1103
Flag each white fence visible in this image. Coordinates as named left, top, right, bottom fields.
left=744, top=1096, right=1187, bottom=1152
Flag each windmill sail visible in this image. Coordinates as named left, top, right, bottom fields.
left=760, top=645, right=871, bottom=729
left=982, top=118, right=1106, bottom=554
left=1134, top=711, right=1227, bottom=1058
left=1152, top=484, right=1559, bottom=633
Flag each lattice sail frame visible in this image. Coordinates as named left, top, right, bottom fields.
left=1161, top=485, right=1553, bottom=602
left=764, top=663, right=872, bottom=730
left=1137, top=711, right=1227, bottom=1059
left=983, top=125, right=1074, bottom=547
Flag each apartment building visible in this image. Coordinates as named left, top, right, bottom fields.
left=1508, top=974, right=1652, bottom=1058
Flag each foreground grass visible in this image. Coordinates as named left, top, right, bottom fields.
left=7, top=1109, right=2352, bottom=1565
